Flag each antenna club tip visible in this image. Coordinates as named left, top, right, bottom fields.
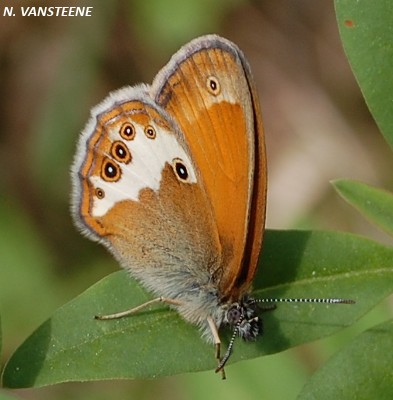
left=335, top=299, right=356, bottom=304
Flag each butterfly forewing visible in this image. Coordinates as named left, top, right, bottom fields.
left=152, top=35, right=267, bottom=300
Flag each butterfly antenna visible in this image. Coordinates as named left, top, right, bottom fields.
left=254, top=298, right=355, bottom=305
left=215, top=318, right=242, bottom=373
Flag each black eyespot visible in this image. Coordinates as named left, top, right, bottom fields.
left=101, top=158, right=121, bottom=182
left=206, top=76, right=221, bottom=95
left=173, top=158, right=189, bottom=182
left=111, top=141, right=131, bottom=164
left=120, top=122, right=135, bottom=140
left=144, top=125, right=156, bottom=139
left=95, top=188, right=105, bottom=199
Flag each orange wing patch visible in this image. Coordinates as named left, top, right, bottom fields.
left=154, top=43, right=266, bottom=300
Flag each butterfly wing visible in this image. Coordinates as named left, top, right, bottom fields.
left=151, top=35, right=267, bottom=300
left=71, top=87, right=222, bottom=305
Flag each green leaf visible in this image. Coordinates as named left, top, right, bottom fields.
left=297, top=318, right=393, bottom=400
left=3, top=230, right=393, bottom=388
left=335, top=0, right=393, bottom=150
left=333, top=179, right=393, bottom=236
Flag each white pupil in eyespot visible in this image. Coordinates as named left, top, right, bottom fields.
left=106, top=164, right=116, bottom=176
left=176, top=162, right=188, bottom=179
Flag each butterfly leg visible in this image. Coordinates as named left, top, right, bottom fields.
left=95, top=297, right=183, bottom=320
left=207, top=316, right=226, bottom=379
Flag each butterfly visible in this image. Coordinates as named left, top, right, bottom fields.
left=71, top=34, right=353, bottom=378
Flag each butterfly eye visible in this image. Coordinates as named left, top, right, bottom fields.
left=206, top=76, right=221, bottom=95
left=144, top=125, right=156, bottom=139
left=101, top=158, right=121, bottom=182
left=111, top=141, right=132, bottom=164
left=120, top=122, right=135, bottom=140
left=95, top=187, right=105, bottom=199
left=172, top=158, right=189, bottom=182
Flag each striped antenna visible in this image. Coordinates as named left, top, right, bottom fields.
left=254, top=298, right=355, bottom=305
left=215, top=317, right=242, bottom=373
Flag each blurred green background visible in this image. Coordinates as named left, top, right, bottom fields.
left=1, top=0, right=392, bottom=399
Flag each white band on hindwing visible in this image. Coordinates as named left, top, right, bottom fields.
left=90, top=119, right=197, bottom=217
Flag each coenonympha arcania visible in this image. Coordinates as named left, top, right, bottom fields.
left=71, top=35, right=354, bottom=378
